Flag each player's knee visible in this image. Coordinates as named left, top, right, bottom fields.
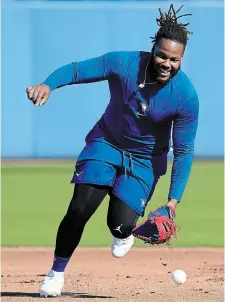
left=108, top=221, right=135, bottom=239
left=66, top=197, right=89, bottom=222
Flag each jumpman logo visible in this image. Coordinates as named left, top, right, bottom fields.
left=113, top=224, right=123, bottom=234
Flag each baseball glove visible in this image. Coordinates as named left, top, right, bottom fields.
left=132, top=205, right=178, bottom=245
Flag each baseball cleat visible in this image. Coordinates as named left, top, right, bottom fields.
left=111, top=234, right=134, bottom=258
left=40, top=270, right=64, bottom=297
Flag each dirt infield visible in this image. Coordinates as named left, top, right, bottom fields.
left=1, top=248, right=224, bottom=302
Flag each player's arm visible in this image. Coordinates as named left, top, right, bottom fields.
left=132, top=94, right=199, bottom=245
left=167, top=88, right=199, bottom=210
left=26, top=52, right=120, bottom=107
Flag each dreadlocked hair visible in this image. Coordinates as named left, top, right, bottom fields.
left=151, top=4, right=193, bottom=49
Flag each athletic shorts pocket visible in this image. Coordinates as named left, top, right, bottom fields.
left=71, top=160, right=116, bottom=186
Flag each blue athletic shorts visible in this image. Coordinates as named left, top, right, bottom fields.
left=71, top=140, right=167, bottom=216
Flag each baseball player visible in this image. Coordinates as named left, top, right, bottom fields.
left=26, top=5, right=199, bottom=297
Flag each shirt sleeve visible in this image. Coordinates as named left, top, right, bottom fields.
left=42, top=52, right=121, bottom=91
left=168, top=88, right=199, bottom=201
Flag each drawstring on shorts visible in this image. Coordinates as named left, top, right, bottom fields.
left=121, top=150, right=150, bottom=202
left=122, top=150, right=134, bottom=179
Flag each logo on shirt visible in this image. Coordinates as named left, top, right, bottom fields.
left=137, top=103, right=150, bottom=116
left=141, top=103, right=150, bottom=112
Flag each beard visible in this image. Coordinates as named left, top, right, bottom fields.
left=155, top=69, right=179, bottom=84
left=148, top=55, right=181, bottom=85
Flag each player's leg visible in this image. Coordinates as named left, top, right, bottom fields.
left=40, top=183, right=109, bottom=297
left=107, top=195, right=139, bottom=258
left=54, top=183, right=109, bottom=259
left=107, top=164, right=160, bottom=258
left=40, top=156, right=117, bottom=297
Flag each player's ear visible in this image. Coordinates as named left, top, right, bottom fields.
left=181, top=46, right=185, bottom=58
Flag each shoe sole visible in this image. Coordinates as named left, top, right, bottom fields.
left=111, top=243, right=134, bottom=258
left=40, top=290, right=61, bottom=297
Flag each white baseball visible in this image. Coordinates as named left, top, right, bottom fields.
left=171, top=270, right=187, bottom=285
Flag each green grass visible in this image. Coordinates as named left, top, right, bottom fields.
left=1, top=160, right=224, bottom=247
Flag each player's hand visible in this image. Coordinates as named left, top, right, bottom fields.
left=26, top=84, right=51, bottom=107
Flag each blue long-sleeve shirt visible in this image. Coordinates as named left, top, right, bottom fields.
left=43, top=51, right=199, bottom=201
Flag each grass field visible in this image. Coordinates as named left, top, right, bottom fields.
left=1, top=160, right=224, bottom=248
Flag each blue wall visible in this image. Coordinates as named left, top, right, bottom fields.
left=2, top=1, right=224, bottom=157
